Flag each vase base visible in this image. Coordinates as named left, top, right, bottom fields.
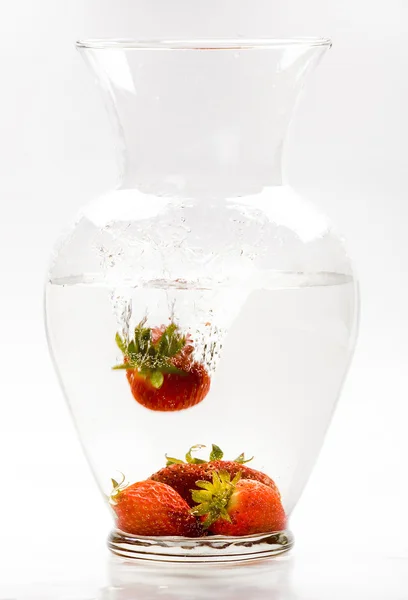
left=108, top=529, right=294, bottom=563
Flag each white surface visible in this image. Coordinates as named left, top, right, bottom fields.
left=0, top=550, right=407, bottom=599
left=0, top=0, right=407, bottom=596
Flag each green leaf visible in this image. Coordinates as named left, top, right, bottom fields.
left=112, top=363, right=133, bottom=370
left=165, top=455, right=184, bottom=466
left=130, top=320, right=152, bottom=357
left=161, top=444, right=256, bottom=472
left=209, top=444, right=224, bottom=461
left=195, top=480, right=215, bottom=491
left=127, top=340, right=137, bottom=355
left=191, top=489, right=212, bottom=503
left=231, top=472, right=242, bottom=486
left=110, top=472, right=126, bottom=495
left=189, top=469, right=238, bottom=530
left=234, top=453, right=254, bottom=464
left=202, top=511, right=221, bottom=529
left=115, top=333, right=127, bottom=354
left=219, top=508, right=232, bottom=523
left=191, top=504, right=211, bottom=517
left=113, top=320, right=190, bottom=374
left=186, top=445, right=207, bottom=464
left=156, top=323, right=175, bottom=355
left=157, top=323, right=186, bottom=358
left=137, top=327, right=152, bottom=353
left=149, top=371, right=164, bottom=389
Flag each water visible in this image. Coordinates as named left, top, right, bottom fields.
left=45, top=272, right=357, bottom=515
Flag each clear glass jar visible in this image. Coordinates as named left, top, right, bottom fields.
left=45, top=38, right=359, bottom=562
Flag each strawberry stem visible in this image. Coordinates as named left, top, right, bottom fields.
left=234, top=452, right=255, bottom=464
left=190, top=470, right=241, bottom=529
left=162, top=444, right=254, bottom=466
left=186, top=445, right=207, bottom=464
left=165, top=455, right=185, bottom=466
left=109, top=472, right=127, bottom=505
left=113, top=320, right=189, bottom=389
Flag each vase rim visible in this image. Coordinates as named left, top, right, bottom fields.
left=76, top=37, right=332, bottom=50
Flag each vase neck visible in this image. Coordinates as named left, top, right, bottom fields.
left=79, top=39, right=330, bottom=198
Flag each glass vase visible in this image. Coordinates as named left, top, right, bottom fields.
left=45, top=38, right=359, bottom=563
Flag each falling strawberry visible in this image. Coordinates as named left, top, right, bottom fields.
left=191, top=471, right=286, bottom=536
left=109, top=476, right=202, bottom=537
left=113, top=320, right=210, bottom=411
left=150, top=444, right=280, bottom=506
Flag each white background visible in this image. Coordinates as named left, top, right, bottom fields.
left=0, top=0, right=407, bottom=595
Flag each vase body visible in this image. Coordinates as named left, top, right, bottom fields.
left=45, top=39, right=358, bottom=562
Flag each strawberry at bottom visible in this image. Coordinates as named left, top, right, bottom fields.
left=149, top=463, right=207, bottom=505
left=191, top=472, right=286, bottom=536
left=150, top=461, right=280, bottom=507
left=206, top=461, right=280, bottom=496
left=111, top=479, right=202, bottom=537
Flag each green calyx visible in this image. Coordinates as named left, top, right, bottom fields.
left=190, top=470, right=241, bottom=529
left=113, top=320, right=188, bottom=389
left=165, top=444, right=254, bottom=467
left=108, top=473, right=128, bottom=505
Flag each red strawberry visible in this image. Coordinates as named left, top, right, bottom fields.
left=149, top=444, right=280, bottom=506
left=191, top=471, right=286, bottom=536
left=150, top=462, right=207, bottom=506
left=113, top=320, right=210, bottom=411
left=110, top=478, right=202, bottom=537
left=206, top=461, right=280, bottom=496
